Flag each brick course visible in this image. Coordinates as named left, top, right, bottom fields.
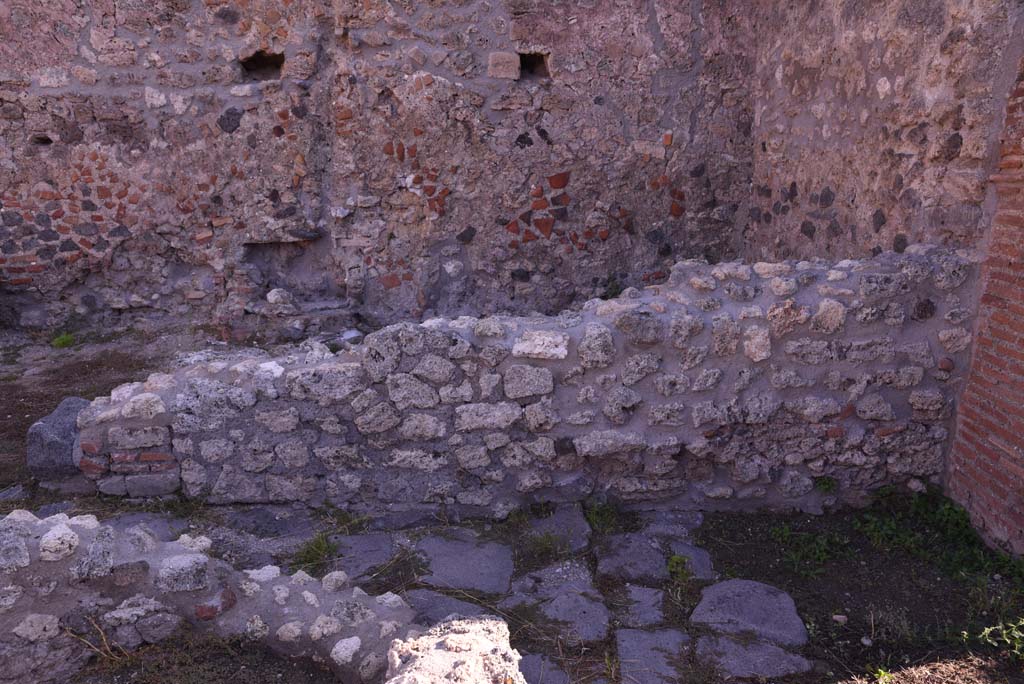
left=947, top=59, right=1024, bottom=555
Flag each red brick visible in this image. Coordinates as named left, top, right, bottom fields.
left=379, top=273, right=402, bottom=289
left=533, top=217, right=554, bottom=238
left=139, top=451, right=174, bottom=462
left=547, top=171, right=571, bottom=189
left=78, top=455, right=108, bottom=477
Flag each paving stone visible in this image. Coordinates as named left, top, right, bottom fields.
left=330, top=533, right=396, bottom=581
left=620, top=584, right=664, bottom=628
left=638, top=510, right=704, bottom=540
left=519, top=653, right=570, bottom=684
left=404, top=589, right=488, bottom=624
left=417, top=536, right=513, bottom=594
left=666, top=540, right=715, bottom=580
left=615, top=628, right=690, bottom=684
left=690, top=579, right=808, bottom=647
left=528, top=503, right=591, bottom=552
left=501, top=560, right=609, bottom=644
left=696, top=634, right=812, bottom=679
left=596, top=534, right=668, bottom=584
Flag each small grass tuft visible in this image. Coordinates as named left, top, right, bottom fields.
left=667, top=554, right=694, bottom=585
left=583, top=500, right=638, bottom=535
left=51, top=331, right=75, bottom=348
left=317, top=503, right=369, bottom=535
left=871, top=666, right=895, bottom=684
left=814, top=476, right=839, bottom=493
left=517, top=532, right=569, bottom=572
left=601, top=274, right=624, bottom=300
left=769, top=523, right=848, bottom=578
left=291, top=532, right=338, bottom=578
left=856, top=486, right=1024, bottom=584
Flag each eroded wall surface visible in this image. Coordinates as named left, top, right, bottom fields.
left=0, top=0, right=755, bottom=328
left=0, top=508, right=415, bottom=683
left=745, top=0, right=1022, bottom=260
left=5, top=0, right=1016, bottom=330
left=73, top=249, right=976, bottom=516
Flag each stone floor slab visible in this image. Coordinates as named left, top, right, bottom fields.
left=620, top=584, right=664, bottom=628
left=519, top=654, right=571, bottom=684
left=690, top=579, right=808, bottom=647
left=404, top=588, right=488, bottom=624
left=502, top=560, right=609, bottom=644
left=528, top=504, right=592, bottom=553
left=330, top=532, right=396, bottom=580
left=616, top=628, right=690, bottom=684
left=696, top=634, right=812, bottom=679
left=667, top=540, right=715, bottom=580
left=596, top=534, right=668, bottom=584
left=416, top=535, right=514, bottom=594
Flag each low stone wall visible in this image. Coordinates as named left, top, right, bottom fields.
left=74, top=247, right=977, bottom=517
left=0, top=509, right=414, bottom=683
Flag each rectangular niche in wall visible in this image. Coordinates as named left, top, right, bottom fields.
left=240, top=50, right=285, bottom=81
left=519, top=53, right=550, bottom=79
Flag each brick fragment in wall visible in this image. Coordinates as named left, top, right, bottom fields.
left=76, top=250, right=979, bottom=517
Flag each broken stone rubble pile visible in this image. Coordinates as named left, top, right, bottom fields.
left=73, top=248, right=975, bottom=517
left=0, top=509, right=414, bottom=683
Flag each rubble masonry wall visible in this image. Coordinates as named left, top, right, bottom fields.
left=74, top=248, right=977, bottom=517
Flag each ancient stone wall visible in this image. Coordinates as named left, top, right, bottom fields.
left=0, top=508, right=415, bottom=684
left=947, top=57, right=1024, bottom=555
left=0, top=0, right=755, bottom=329
left=73, top=249, right=976, bottom=517
left=3, top=1, right=1016, bottom=332
left=744, top=0, right=1024, bottom=261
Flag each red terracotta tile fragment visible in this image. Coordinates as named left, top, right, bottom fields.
left=534, top=217, right=554, bottom=238
left=547, top=171, right=570, bottom=189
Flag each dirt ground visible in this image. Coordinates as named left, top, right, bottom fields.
left=692, top=504, right=1024, bottom=684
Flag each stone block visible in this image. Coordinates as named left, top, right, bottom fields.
left=27, top=397, right=90, bottom=479
left=487, top=52, right=521, bottom=79
left=125, top=471, right=180, bottom=497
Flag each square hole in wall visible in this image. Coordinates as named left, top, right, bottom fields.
left=519, top=52, right=550, bottom=79
left=240, top=50, right=285, bottom=81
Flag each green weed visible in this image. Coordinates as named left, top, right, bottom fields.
left=667, top=554, right=694, bottom=585
left=518, top=532, right=569, bottom=571
left=814, top=476, right=838, bottom=493
left=51, top=332, right=75, bottom=349
left=972, top=617, right=1024, bottom=661
left=291, top=532, right=338, bottom=578
left=601, top=274, right=624, bottom=300
left=856, top=488, right=1024, bottom=584
left=583, top=500, right=637, bottom=535
left=317, top=504, right=369, bottom=535
left=769, top=523, right=848, bottom=578
left=871, top=667, right=894, bottom=684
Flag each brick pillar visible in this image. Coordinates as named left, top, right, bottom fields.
left=947, top=59, right=1024, bottom=555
